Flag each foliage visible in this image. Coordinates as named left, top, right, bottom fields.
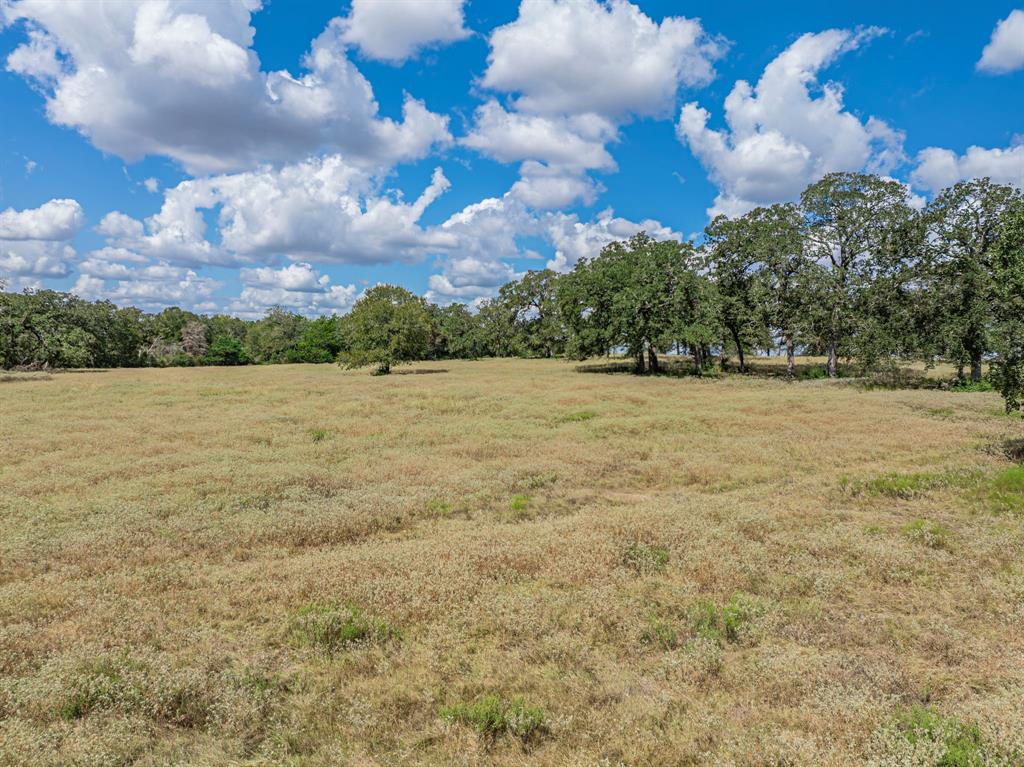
left=202, top=336, right=252, bottom=366
left=441, top=695, right=546, bottom=740
left=289, top=603, right=398, bottom=653
left=339, top=285, right=432, bottom=374
left=893, top=705, right=985, bottom=766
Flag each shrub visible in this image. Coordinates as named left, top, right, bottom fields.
left=289, top=603, right=398, bottom=654
left=308, top=428, right=329, bottom=443
left=845, top=469, right=980, bottom=499
left=509, top=494, right=531, bottom=512
left=903, top=519, right=953, bottom=550
left=203, top=337, right=253, bottom=366
left=643, top=614, right=679, bottom=650
left=688, top=593, right=765, bottom=645
left=950, top=379, right=994, bottom=393
left=441, top=695, right=545, bottom=740
left=894, top=705, right=984, bottom=766
left=623, top=543, right=669, bottom=575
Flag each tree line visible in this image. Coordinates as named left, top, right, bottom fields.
left=2, top=172, right=1023, bottom=411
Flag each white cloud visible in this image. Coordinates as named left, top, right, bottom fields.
left=143, top=178, right=160, bottom=193
left=229, top=262, right=358, bottom=317
left=462, top=101, right=617, bottom=170
left=482, top=0, right=725, bottom=118
left=425, top=256, right=519, bottom=303
left=5, top=0, right=451, bottom=174
left=977, top=10, right=1024, bottom=74
left=508, top=161, right=603, bottom=209
left=0, top=198, right=83, bottom=240
left=543, top=208, right=680, bottom=272
left=911, top=142, right=1024, bottom=192
left=71, top=262, right=221, bottom=312
left=339, top=0, right=470, bottom=63
left=0, top=240, right=74, bottom=278
left=677, top=28, right=905, bottom=218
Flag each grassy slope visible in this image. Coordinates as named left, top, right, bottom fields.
left=0, top=359, right=1022, bottom=766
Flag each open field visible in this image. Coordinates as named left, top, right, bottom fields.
left=2, top=359, right=1023, bottom=766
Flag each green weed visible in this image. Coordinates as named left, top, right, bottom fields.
left=990, top=465, right=1024, bottom=515
left=903, top=519, right=953, bottom=550
left=623, top=542, right=669, bottom=575
left=441, top=695, right=545, bottom=740
left=894, top=705, right=984, bottom=766
left=289, top=603, right=398, bottom=653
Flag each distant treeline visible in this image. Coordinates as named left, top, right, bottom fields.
left=2, top=172, right=1023, bottom=410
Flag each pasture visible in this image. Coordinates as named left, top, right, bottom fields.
left=1, top=359, right=1023, bottom=766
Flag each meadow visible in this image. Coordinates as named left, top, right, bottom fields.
left=1, top=358, right=1023, bottom=766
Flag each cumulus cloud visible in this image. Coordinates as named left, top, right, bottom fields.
left=71, top=261, right=221, bottom=313
left=508, top=162, right=603, bottom=209
left=543, top=208, right=680, bottom=272
left=339, top=0, right=470, bottom=63
left=96, top=155, right=457, bottom=267
left=4, top=0, right=451, bottom=173
left=230, top=262, right=357, bottom=317
left=482, top=0, right=725, bottom=118
left=911, top=142, right=1024, bottom=192
left=0, top=240, right=75, bottom=279
left=462, top=101, right=617, bottom=170
left=0, top=198, right=83, bottom=240
left=677, top=28, right=906, bottom=218
left=977, top=10, right=1024, bottom=74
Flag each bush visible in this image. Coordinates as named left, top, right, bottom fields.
left=623, top=543, right=669, bottom=575
left=894, top=705, right=985, bottom=766
left=441, top=695, right=545, bottom=740
left=903, top=519, right=953, bottom=550
left=289, top=603, right=398, bottom=654
left=688, top=593, right=765, bottom=645
left=203, top=337, right=253, bottom=366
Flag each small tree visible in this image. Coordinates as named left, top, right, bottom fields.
left=339, top=285, right=431, bottom=374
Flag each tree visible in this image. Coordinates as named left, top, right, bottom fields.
left=494, top=269, right=566, bottom=357
left=203, top=336, right=253, bottom=366
left=339, top=285, right=432, bottom=374
left=245, top=307, right=307, bottom=363
left=703, top=214, right=770, bottom=372
left=181, top=320, right=209, bottom=357
left=988, top=200, right=1024, bottom=413
left=431, top=303, right=485, bottom=359
left=801, top=173, right=914, bottom=377
left=744, top=204, right=821, bottom=376
left=922, top=179, right=1023, bottom=381
left=560, top=233, right=716, bottom=374
left=294, top=316, right=345, bottom=363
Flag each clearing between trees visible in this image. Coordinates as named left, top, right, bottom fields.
left=1, top=359, right=1022, bottom=766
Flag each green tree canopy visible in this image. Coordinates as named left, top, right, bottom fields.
left=339, top=285, right=432, bottom=374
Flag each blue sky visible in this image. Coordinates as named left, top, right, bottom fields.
left=0, top=0, right=1021, bottom=317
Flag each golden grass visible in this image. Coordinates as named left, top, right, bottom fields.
left=1, top=358, right=1022, bottom=766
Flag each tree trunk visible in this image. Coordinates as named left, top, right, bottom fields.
left=693, top=346, right=703, bottom=376
left=786, top=336, right=795, bottom=377
left=730, top=327, right=746, bottom=373
left=957, top=362, right=965, bottom=381
left=647, top=343, right=659, bottom=374
left=634, top=348, right=646, bottom=375
left=970, top=355, right=983, bottom=382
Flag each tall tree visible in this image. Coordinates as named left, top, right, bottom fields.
left=339, top=285, right=432, bottom=374
left=703, top=214, right=769, bottom=372
left=800, top=172, right=914, bottom=377
left=560, top=233, right=717, bottom=374
left=494, top=269, right=566, bottom=358
left=988, top=199, right=1024, bottom=413
left=923, top=179, right=1023, bottom=381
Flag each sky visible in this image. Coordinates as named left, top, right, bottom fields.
left=0, top=0, right=1022, bottom=318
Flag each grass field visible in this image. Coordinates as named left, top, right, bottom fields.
left=2, top=358, right=1023, bottom=766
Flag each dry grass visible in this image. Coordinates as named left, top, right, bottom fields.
left=1, top=358, right=1023, bottom=766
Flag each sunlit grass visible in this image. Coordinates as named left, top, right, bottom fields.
left=1, top=358, right=1022, bottom=765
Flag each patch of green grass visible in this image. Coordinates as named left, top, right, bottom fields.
left=950, top=379, right=994, bottom=393
left=642, top=613, right=679, bottom=650
left=308, top=428, right=329, bottom=443
left=688, top=593, right=766, bottom=645
left=990, top=464, right=1024, bottom=515
left=556, top=410, right=597, bottom=423
left=894, top=705, right=985, bottom=766
left=903, top=519, right=953, bottom=550
left=845, top=469, right=981, bottom=499
left=58, top=656, right=140, bottom=720
left=441, top=695, right=545, bottom=740
left=427, top=498, right=453, bottom=517
left=289, top=603, right=398, bottom=654
left=924, top=407, right=956, bottom=419
left=623, top=542, right=669, bottom=575
left=509, top=494, right=531, bottom=512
